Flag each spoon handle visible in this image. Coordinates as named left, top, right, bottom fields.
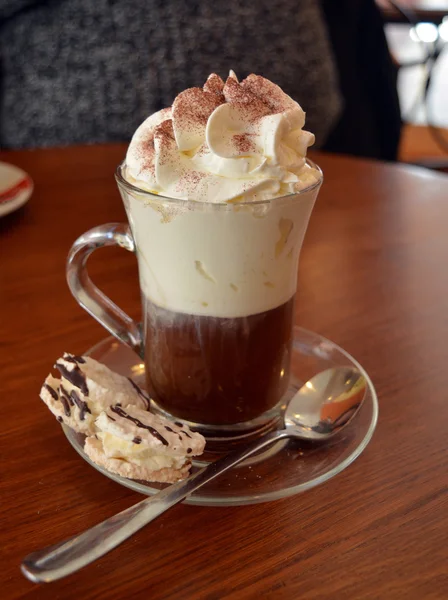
left=22, top=429, right=287, bottom=583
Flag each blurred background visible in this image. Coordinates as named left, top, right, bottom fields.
left=0, top=0, right=447, bottom=172
left=379, top=0, right=448, bottom=170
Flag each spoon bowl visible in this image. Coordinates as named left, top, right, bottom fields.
left=285, top=367, right=366, bottom=440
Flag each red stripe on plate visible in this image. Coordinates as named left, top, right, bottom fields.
left=0, top=176, right=33, bottom=204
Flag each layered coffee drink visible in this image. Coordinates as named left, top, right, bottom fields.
left=120, top=71, right=322, bottom=427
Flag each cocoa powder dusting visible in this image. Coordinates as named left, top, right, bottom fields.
left=241, top=74, right=295, bottom=114
left=223, top=77, right=271, bottom=124
left=154, top=119, right=175, bottom=143
left=128, top=72, right=299, bottom=199
left=154, top=119, right=176, bottom=167
left=136, top=134, right=156, bottom=178
left=175, top=169, right=207, bottom=198
left=232, top=133, right=256, bottom=154
left=172, top=88, right=223, bottom=133
left=203, top=73, right=225, bottom=98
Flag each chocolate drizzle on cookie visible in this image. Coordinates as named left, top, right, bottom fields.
left=55, top=360, right=89, bottom=396
left=127, top=377, right=150, bottom=409
left=43, top=383, right=58, bottom=401
left=59, top=384, right=91, bottom=421
left=63, top=353, right=86, bottom=365
left=62, top=355, right=77, bottom=363
left=60, top=385, right=74, bottom=406
left=133, top=436, right=142, bottom=444
left=172, top=421, right=192, bottom=438
left=59, top=391, right=71, bottom=417
left=70, top=388, right=91, bottom=421
left=110, top=406, right=169, bottom=446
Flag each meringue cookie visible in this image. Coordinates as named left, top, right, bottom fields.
left=85, top=404, right=205, bottom=483
left=40, top=353, right=149, bottom=435
left=125, top=71, right=319, bottom=203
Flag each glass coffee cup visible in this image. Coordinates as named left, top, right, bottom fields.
left=67, top=161, right=322, bottom=438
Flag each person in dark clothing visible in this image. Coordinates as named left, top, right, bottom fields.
left=321, top=0, right=402, bottom=161
left=0, top=0, right=401, bottom=160
left=0, top=0, right=342, bottom=149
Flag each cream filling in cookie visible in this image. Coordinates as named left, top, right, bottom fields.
left=96, top=432, right=186, bottom=471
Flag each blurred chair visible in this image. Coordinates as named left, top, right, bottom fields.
left=376, top=0, right=448, bottom=171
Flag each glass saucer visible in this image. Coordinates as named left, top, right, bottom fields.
left=63, top=327, right=378, bottom=507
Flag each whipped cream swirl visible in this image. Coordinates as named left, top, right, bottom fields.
left=125, top=71, right=320, bottom=203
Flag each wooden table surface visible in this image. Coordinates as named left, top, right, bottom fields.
left=1, top=145, right=447, bottom=600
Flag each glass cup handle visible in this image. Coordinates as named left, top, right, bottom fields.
left=66, top=223, right=143, bottom=357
